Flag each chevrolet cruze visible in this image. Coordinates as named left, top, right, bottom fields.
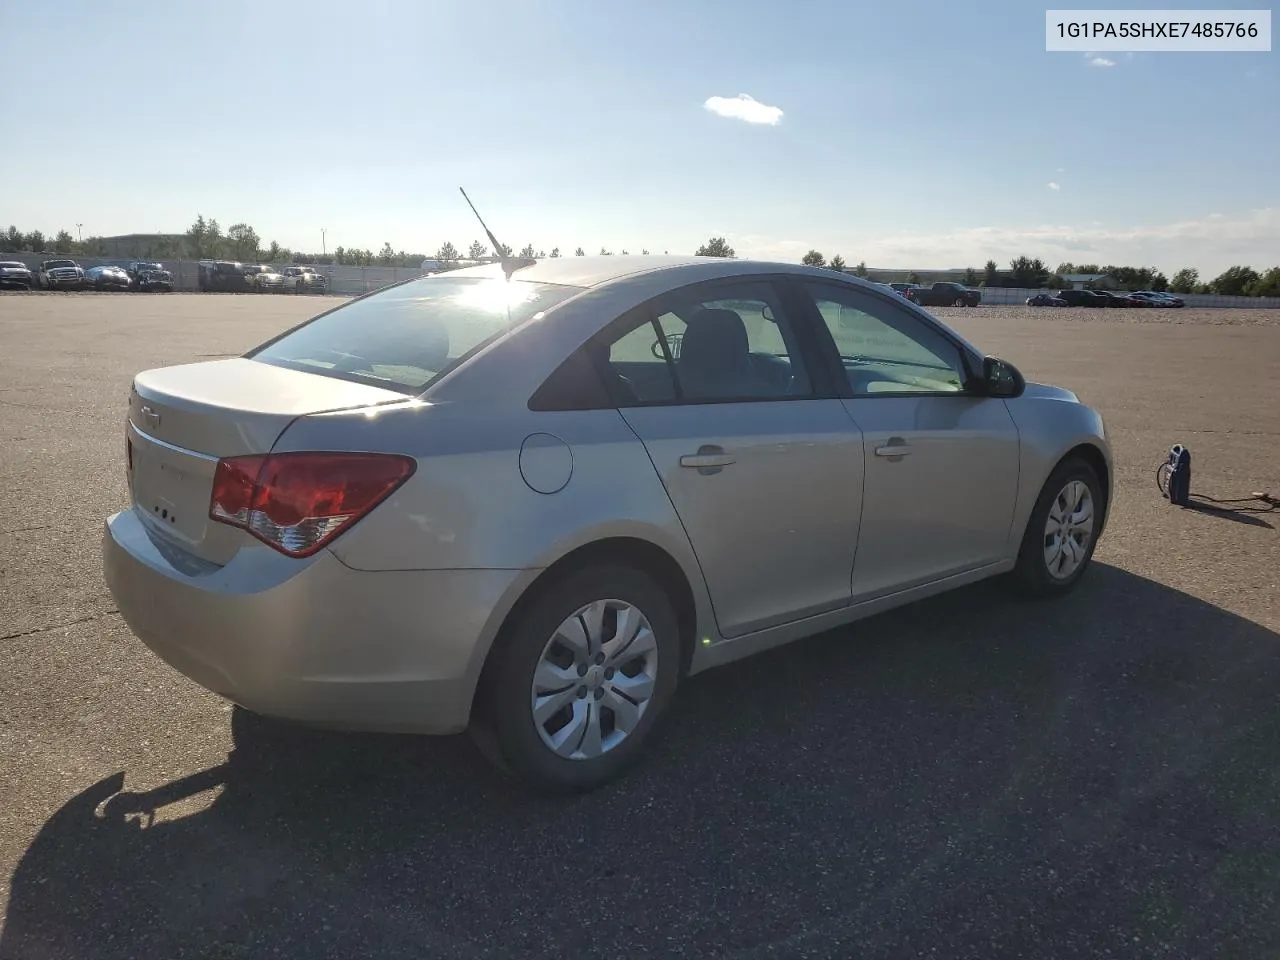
left=104, top=255, right=1111, bottom=792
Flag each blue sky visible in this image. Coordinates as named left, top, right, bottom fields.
left=3, top=0, right=1275, bottom=274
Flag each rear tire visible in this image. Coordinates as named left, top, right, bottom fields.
left=473, top=564, right=681, bottom=793
left=1010, top=456, right=1103, bottom=598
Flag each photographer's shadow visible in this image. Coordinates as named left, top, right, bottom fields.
left=6, top=563, right=1280, bottom=959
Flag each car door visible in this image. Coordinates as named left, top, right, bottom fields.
left=597, top=278, right=865, bottom=639
left=791, top=279, right=1021, bottom=602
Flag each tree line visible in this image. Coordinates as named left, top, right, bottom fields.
left=4, top=222, right=1278, bottom=297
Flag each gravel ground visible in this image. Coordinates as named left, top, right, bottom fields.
left=2, top=294, right=1278, bottom=960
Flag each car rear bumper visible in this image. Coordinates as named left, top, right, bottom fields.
left=103, top=508, right=522, bottom=735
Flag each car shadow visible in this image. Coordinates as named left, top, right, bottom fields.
left=5, top=564, right=1280, bottom=959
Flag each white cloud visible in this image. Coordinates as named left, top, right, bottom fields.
left=733, top=207, right=1280, bottom=276
left=1088, top=56, right=1116, bottom=67
left=1047, top=181, right=1061, bottom=191
left=703, top=93, right=784, bottom=126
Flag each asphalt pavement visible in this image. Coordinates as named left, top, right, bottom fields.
left=1, top=293, right=1278, bottom=959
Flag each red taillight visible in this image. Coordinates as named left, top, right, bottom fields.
left=209, top=452, right=416, bottom=558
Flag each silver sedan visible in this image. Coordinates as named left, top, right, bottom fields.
left=103, top=255, right=1112, bottom=792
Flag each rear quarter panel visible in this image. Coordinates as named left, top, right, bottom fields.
left=275, top=401, right=720, bottom=686
left=275, top=402, right=706, bottom=579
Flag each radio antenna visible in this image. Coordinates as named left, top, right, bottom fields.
left=459, top=187, right=535, bottom=279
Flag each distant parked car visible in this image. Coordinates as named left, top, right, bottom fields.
left=907, top=281, right=982, bottom=308
left=1054, top=289, right=1107, bottom=308
left=36, top=258, right=86, bottom=290
left=244, top=264, right=285, bottom=293
left=1090, top=291, right=1130, bottom=309
left=280, top=265, right=328, bottom=294
left=128, top=261, right=174, bottom=292
left=886, top=282, right=923, bottom=301
left=1026, top=293, right=1068, bottom=307
left=85, top=265, right=134, bottom=291
left=1131, top=291, right=1184, bottom=308
left=84, top=265, right=133, bottom=291
left=0, top=261, right=33, bottom=290
left=198, top=260, right=251, bottom=292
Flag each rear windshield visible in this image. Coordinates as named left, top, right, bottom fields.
left=248, top=275, right=582, bottom=394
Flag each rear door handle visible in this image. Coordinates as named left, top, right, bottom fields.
left=680, top=453, right=736, bottom=468
left=680, top=444, right=736, bottom=473
left=874, top=439, right=912, bottom=457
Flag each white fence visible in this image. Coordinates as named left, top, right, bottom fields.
left=4, top=253, right=1279, bottom=308
left=968, top=285, right=1280, bottom=309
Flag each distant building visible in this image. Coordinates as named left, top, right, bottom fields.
left=1061, top=273, right=1109, bottom=290
left=94, top=233, right=187, bottom=257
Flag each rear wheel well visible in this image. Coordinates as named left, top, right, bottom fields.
left=471, top=537, right=699, bottom=724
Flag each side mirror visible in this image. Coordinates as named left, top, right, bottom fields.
left=982, top=356, right=1025, bottom=398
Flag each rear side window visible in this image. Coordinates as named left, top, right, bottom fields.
left=248, top=275, right=582, bottom=394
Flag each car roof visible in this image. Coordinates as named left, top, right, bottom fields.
left=439, top=254, right=853, bottom=289
left=420, top=255, right=992, bottom=405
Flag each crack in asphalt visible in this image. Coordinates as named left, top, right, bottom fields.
left=1174, top=428, right=1280, bottom=437
left=1, top=609, right=119, bottom=642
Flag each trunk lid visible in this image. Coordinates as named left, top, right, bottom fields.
left=126, top=358, right=409, bottom=565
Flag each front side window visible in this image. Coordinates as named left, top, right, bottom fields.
left=249, top=275, right=582, bottom=394
left=801, top=282, right=969, bottom=396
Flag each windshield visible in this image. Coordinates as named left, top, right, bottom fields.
left=137, top=263, right=163, bottom=271
left=248, top=275, right=582, bottom=394
left=45, top=260, right=76, bottom=268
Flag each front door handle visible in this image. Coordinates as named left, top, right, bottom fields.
left=874, top=438, right=912, bottom=458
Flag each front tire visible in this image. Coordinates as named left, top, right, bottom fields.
left=1011, top=457, right=1103, bottom=598
left=474, top=564, right=681, bottom=793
